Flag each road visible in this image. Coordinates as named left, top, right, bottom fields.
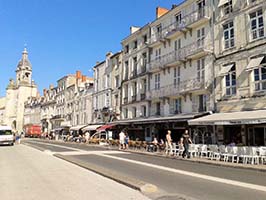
left=23, top=139, right=266, bottom=200
left=0, top=142, right=150, bottom=200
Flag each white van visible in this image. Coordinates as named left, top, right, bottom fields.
left=0, top=126, right=14, bottom=146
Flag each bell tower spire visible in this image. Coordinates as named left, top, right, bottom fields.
left=16, top=47, right=32, bottom=86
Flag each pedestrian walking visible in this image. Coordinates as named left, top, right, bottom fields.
left=119, top=129, right=126, bottom=150
left=166, top=130, right=173, bottom=155
left=181, top=130, right=192, bottom=158
left=124, top=132, right=129, bottom=150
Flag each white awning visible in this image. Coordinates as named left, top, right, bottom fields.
left=246, top=56, right=265, bottom=71
left=218, top=64, right=234, bottom=77
left=70, top=124, right=87, bottom=131
left=188, top=110, right=266, bottom=125
left=82, top=124, right=102, bottom=131
left=218, top=0, right=229, bottom=7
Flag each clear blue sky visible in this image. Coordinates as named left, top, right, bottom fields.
left=0, top=0, right=183, bottom=97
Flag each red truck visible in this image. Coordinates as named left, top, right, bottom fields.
left=24, top=124, right=42, bottom=138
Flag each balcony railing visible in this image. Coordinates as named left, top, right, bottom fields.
left=147, top=77, right=205, bottom=99
left=150, top=7, right=209, bottom=44
left=148, top=39, right=212, bottom=71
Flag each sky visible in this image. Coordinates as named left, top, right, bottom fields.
left=0, top=0, right=183, bottom=97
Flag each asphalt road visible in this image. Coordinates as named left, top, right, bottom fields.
left=23, top=139, right=266, bottom=200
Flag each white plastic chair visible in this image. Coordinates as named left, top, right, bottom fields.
left=236, top=146, right=247, bottom=164
left=225, top=146, right=238, bottom=163
left=209, top=145, right=220, bottom=160
left=198, top=144, right=208, bottom=158
left=245, top=147, right=259, bottom=165
left=188, top=144, right=197, bottom=157
left=258, top=147, right=266, bottom=165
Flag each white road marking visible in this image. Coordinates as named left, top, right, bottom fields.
left=99, top=154, right=266, bottom=193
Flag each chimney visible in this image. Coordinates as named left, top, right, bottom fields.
left=43, top=89, right=47, bottom=96
left=49, top=84, right=54, bottom=89
left=156, top=7, right=169, bottom=19
left=76, top=70, right=82, bottom=79
left=82, top=75, right=86, bottom=82
left=172, top=4, right=178, bottom=9
left=130, top=26, right=140, bottom=34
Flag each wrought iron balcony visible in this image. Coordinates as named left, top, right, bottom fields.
left=147, top=77, right=205, bottom=99
left=150, top=7, right=210, bottom=44
left=148, top=39, right=212, bottom=72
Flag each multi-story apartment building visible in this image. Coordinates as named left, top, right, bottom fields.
left=24, top=96, right=42, bottom=127
left=121, top=24, right=150, bottom=120
left=189, top=0, right=266, bottom=146
left=41, top=85, right=57, bottom=133
left=93, top=52, right=117, bottom=123
left=118, top=1, right=215, bottom=141
left=50, top=74, right=76, bottom=129
left=110, top=51, right=123, bottom=121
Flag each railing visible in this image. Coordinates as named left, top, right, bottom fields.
left=148, top=39, right=212, bottom=71
left=147, top=77, right=205, bottom=99
left=150, top=7, right=209, bottom=44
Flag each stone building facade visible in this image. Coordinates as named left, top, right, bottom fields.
left=2, top=48, right=38, bottom=133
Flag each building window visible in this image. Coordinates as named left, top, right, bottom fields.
left=223, top=21, right=235, bottom=49
left=155, top=73, right=160, bottom=90
left=198, top=94, right=207, bottom=112
left=124, top=61, right=129, bottom=80
left=223, top=0, right=233, bottom=15
left=132, top=107, right=137, bottom=118
left=124, top=108, right=128, bottom=119
left=174, top=67, right=180, bottom=88
left=125, top=45, right=129, bottom=54
left=175, top=98, right=182, bottom=114
left=250, top=9, right=264, bottom=41
left=115, top=94, right=119, bottom=106
left=156, top=102, right=160, bottom=115
left=225, top=65, right=236, bottom=96
left=133, top=57, right=137, bottom=76
left=157, top=24, right=162, bottom=37
left=115, top=75, right=119, bottom=87
left=155, top=48, right=161, bottom=60
left=143, top=34, right=147, bottom=44
left=197, top=27, right=205, bottom=48
left=197, top=0, right=206, bottom=18
left=133, top=40, right=138, bottom=49
left=197, top=58, right=205, bottom=82
left=175, top=12, right=182, bottom=25
left=254, top=66, right=266, bottom=91
left=141, top=105, right=147, bottom=117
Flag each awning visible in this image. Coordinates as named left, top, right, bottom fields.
left=246, top=56, right=265, bottom=71
left=188, top=110, right=266, bottom=125
left=218, top=64, right=234, bottom=77
left=82, top=124, right=102, bottom=132
left=112, top=112, right=210, bottom=125
left=97, top=124, right=115, bottom=131
left=70, top=124, right=87, bottom=131
left=218, top=0, right=229, bottom=7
